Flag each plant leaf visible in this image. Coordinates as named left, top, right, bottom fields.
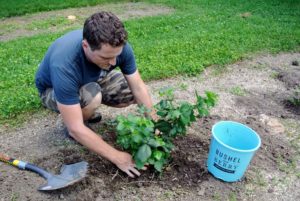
left=148, top=138, right=160, bottom=148
left=136, top=144, right=152, bottom=163
left=154, top=160, right=165, bottom=172
left=135, top=159, right=145, bottom=169
left=153, top=150, right=163, bottom=160
left=155, top=120, right=172, bottom=133
left=132, top=134, right=143, bottom=143
left=205, top=91, right=218, bottom=107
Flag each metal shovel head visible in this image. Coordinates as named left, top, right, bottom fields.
left=38, top=161, right=88, bottom=191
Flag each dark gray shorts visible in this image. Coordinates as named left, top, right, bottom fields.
left=39, top=71, right=135, bottom=112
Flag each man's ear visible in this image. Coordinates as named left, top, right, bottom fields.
left=82, top=39, right=89, bottom=50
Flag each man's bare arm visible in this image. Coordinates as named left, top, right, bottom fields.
left=57, top=102, right=140, bottom=178
left=125, top=70, right=157, bottom=119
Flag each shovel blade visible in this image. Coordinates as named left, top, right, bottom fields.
left=38, top=161, right=88, bottom=191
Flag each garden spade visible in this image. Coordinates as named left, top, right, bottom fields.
left=0, top=153, right=88, bottom=191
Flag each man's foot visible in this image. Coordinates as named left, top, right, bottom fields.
left=56, top=115, right=75, bottom=140
left=63, top=127, right=75, bottom=140
left=56, top=112, right=101, bottom=140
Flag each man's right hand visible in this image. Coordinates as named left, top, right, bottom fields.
left=57, top=103, right=142, bottom=178
left=113, top=151, right=141, bottom=178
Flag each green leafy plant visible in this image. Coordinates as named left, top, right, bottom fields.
left=116, top=88, right=217, bottom=172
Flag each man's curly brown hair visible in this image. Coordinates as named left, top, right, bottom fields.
left=83, top=11, right=128, bottom=51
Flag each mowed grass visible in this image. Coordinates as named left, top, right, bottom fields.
left=0, top=0, right=300, bottom=125
left=0, top=0, right=127, bottom=18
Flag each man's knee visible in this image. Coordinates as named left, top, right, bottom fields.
left=79, top=82, right=102, bottom=108
left=40, top=88, right=59, bottom=112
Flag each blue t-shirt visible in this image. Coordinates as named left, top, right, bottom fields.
left=35, top=30, right=136, bottom=105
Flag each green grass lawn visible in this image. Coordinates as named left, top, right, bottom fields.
left=0, top=0, right=127, bottom=18
left=0, top=0, right=299, bottom=125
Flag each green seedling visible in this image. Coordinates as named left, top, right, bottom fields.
left=296, top=172, right=300, bottom=178
left=212, top=192, right=221, bottom=201
left=10, top=192, right=19, bottom=201
left=179, top=83, right=188, bottom=90
left=116, top=88, right=217, bottom=172
left=229, top=192, right=237, bottom=201
left=229, top=86, right=247, bottom=96
left=270, top=72, right=280, bottom=79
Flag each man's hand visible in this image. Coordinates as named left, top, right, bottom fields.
left=57, top=103, right=142, bottom=178
left=150, top=108, right=159, bottom=122
left=114, top=151, right=141, bottom=178
left=150, top=109, right=161, bottom=135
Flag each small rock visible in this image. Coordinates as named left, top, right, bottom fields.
left=259, top=114, right=285, bottom=134
left=268, top=188, right=274, bottom=193
left=95, top=178, right=104, bottom=185
left=280, top=114, right=287, bottom=119
left=59, top=194, right=64, bottom=199
left=67, top=15, right=76, bottom=20
left=240, top=12, right=252, bottom=18
left=197, top=187, right=205, bottom=196
left=267, top=118, right=285, bottom=133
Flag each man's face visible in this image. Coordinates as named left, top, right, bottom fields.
left=82, top=40, right=123, bottom=70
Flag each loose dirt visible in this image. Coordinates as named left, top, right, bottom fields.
left=1, top=52, right=299, bottom=201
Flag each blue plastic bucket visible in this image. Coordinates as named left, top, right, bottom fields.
left=207, top=121, right=261, bottom=182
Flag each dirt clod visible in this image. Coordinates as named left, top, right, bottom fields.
left=292, top=60, right=299, bottom=66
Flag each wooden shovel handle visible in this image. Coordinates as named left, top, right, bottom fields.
left=0, top=153, right=26, bottom=169
left=0, top=153, right=12, bottom=163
